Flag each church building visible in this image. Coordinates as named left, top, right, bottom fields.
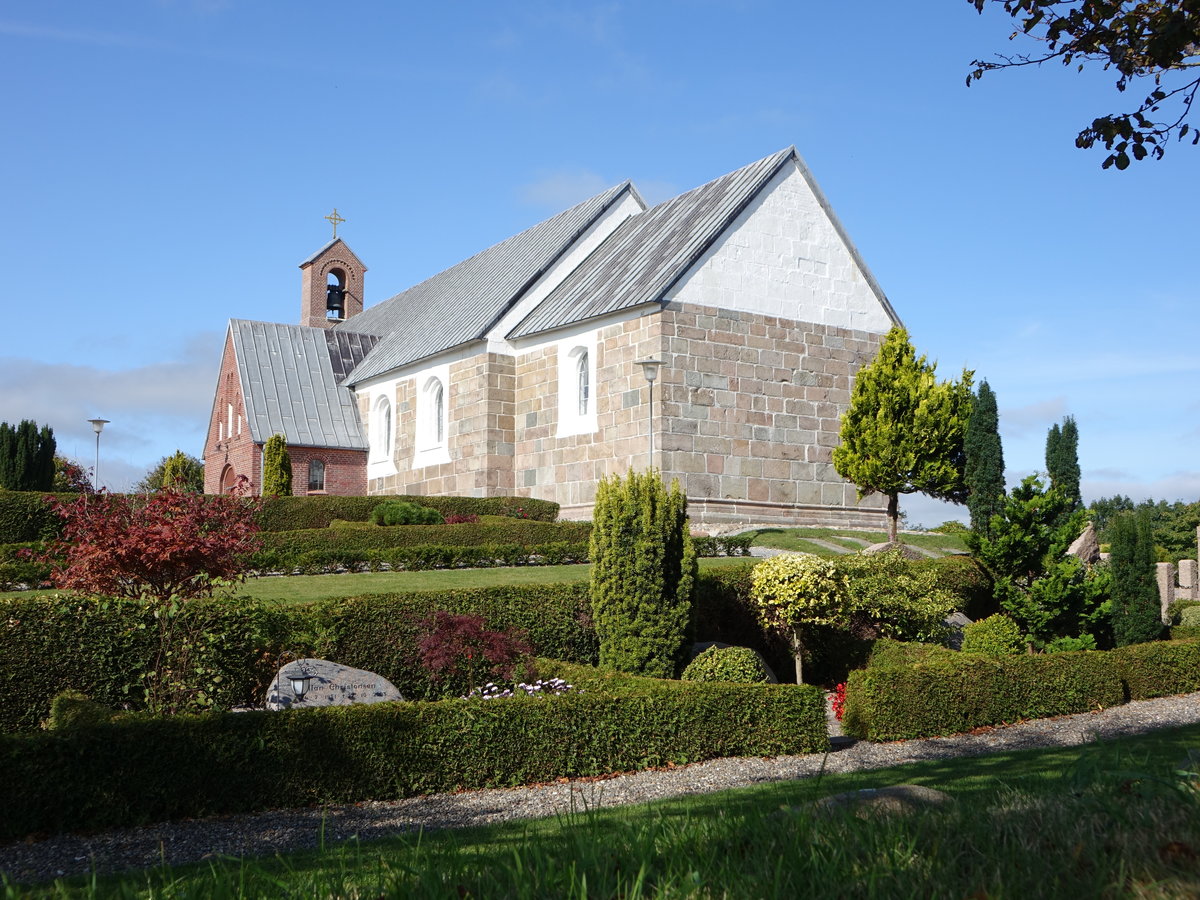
left=204, top=147, right=898, bottom=527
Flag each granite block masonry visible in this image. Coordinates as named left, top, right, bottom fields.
left=265, top=659, right=403, bottom=710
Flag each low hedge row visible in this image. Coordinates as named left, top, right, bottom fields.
left=258, top=520, right=593, bottom=554
left=312, top=585, right=599, bottom=700
left=257, top=495, right=560, bottom=531
left=0, top=595, right=302, bottom=733
left=250, top=542, right=591, bottom=575
left=1, top=570, right=760, bottom=732
left=842, top=638, right=1200, bottom=741
left=0, top=675, right=827, bottom=840
left=690, top=534, right=755, bottom=557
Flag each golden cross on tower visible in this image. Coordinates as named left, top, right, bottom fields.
left=324, top=208, right=346, bottom=239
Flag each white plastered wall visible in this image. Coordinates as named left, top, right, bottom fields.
left=665, top=159, right=895, bottom=333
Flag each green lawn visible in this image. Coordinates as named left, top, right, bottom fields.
left=0, top=557, right=753, bottom=605
left=750, top=526, right=967, bottom=557
left=19, top=723, right=1200, bottom=897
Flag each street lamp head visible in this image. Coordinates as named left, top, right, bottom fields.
left=636, top=358, right=663, bottom=384
left=88, top=418, right=110, bottom=435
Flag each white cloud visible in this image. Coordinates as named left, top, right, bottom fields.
left=998, top=397, right=1066, bottom=437
left=0, top=333, right=221, bottom=491
left=1081, top=471, right=1200, bottom=505
left=519, top=169, right=612, bottom=209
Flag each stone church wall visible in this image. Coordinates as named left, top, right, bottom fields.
left=654, top=302, right=888, bottom=528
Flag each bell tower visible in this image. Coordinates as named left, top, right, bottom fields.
left=300, top=210, right=367, bottom=329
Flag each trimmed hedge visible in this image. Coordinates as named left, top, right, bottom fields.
left=0, top=541, right=51, bottom=590
left=313, top=584, right=600, bottom=700
left=257, top=495, right=560, bottom=531
left=252, top=542, right=591, bottom=575
left=0, top=491, right=72, bottom=544
left=1110, top=638, right=1200, bottom=700
left=0, top=676, right=827, bottom=840
left=0, top=595, right=302, bottom=733
left=258, top=521, right=592, bottom=555
left=842, top=652, right=1123, bottom=741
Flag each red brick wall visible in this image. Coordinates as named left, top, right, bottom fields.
left=204, top=332, right=259, bottom=494
left=203, top=332, right=368, bottom=495
left=287, top=446, right=368, bottom=496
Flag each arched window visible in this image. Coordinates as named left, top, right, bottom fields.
left=373, top=396, right=392, bottom=459
left=307, top=459, right=326, bottom=492
left=576, top=351, right=589, bottom=416
left=432, top=380, right=444, bottom=444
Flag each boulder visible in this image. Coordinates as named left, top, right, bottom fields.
left=1067, top=522, right=1101, bottom=565
left=265, top=658, right=404, bottom=711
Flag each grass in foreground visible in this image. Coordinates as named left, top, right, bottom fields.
left=750, top=527, right=967, bottom=557
left=11, top=725, right=1200, bottom=898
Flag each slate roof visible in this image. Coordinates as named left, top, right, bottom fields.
left=230, top=320, right=378, bottom=449
left=508, top=148, right=794, bottom=339
left=338, top=182, right=636, bottom=385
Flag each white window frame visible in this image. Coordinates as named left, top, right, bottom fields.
left=557, top=335, right=598, bottom=437
left=370, top=395, right=393, bottom=462
left=413, top=365, right=451, bottom=469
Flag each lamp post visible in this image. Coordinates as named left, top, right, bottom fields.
left=87, top=418, right=109, bottom=489
left=636, top=358, right=663, bottom=470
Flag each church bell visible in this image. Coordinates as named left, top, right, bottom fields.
left=326, top=284, right=345, bottom=317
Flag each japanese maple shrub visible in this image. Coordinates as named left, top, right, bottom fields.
left=44, top=488, right=263, bottom=713
left=415, top=611, right=533, bottom=698
left=46, top=488, right=262, bottom=603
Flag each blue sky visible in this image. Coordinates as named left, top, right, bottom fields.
left=2, top=1, right=1196, bottom=526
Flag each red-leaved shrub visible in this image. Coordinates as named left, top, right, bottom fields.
left=416, top=611, right=533, bottom=696
left=45, top=488, right=262, bottom=602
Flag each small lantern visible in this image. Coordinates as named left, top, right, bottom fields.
left=288, top=670, right=313, bottom=700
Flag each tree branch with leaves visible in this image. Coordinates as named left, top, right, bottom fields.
left=968, top=0, right=1200, bottom=168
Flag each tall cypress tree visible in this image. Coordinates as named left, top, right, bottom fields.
left=0, top=420, right=56, bottom=491
left=1109, top=510, right=1163, bottom=646
left=262, top=434, right=293, bottom=496
left=1046, top=415, right=1081, bottom=513
left=589, top=469, right=696, bottom=677
left=964, top=379, right=1005, bottom=538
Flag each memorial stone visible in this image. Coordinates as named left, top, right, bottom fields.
left=265, top=658, right=403, bottom=710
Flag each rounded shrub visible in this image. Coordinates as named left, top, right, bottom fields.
left=961, top=614, right=1025, bottom=656
left=681, top=646, right=772, bottom=684
left=370, top=500, right=444, bottom=526
left=1180, top=606, right=1200, bottom=628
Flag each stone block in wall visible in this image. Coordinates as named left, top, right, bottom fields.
left=1157, top=562, right=1176, bottom=625
left=1179, top=559, right=1199, bottom=601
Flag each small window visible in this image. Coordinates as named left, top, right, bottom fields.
left=432, top=380, right=445, bottom=444
left=307, top=459, right=325, bottom=492
left=373, top=396, right=393, bottom=459
left=576, top=351, right=589, bottom=416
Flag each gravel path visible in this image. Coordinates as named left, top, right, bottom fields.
left=3, top=692, right=1199, bottom=886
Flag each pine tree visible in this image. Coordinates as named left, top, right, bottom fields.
left=0, top=420, right=57, bottom=491
left=1046, top=415, right=1081, bottom=513
left=963, top=379, right=1005, bottom=538
left=1109, top=510, right=1164, bottom=647
left=589, top=469, right=697, bottom=677
left=261, top=434, right=292, bottom=496
left=832, top=326, right=974, bottom=542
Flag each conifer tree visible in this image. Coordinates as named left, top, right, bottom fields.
left=262, top=434, right=292, bottom=496
left=0, top=420, right=57, bottom=491
left=833, top=326, right=974, bottom=543
left=589, top=469, right=696, bottom=677
left=964, top=379, right=1006, bottom=538
left=1045, top=415, right=1082, bottom=513
left=1108, top=510, right=1164, bottom=647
